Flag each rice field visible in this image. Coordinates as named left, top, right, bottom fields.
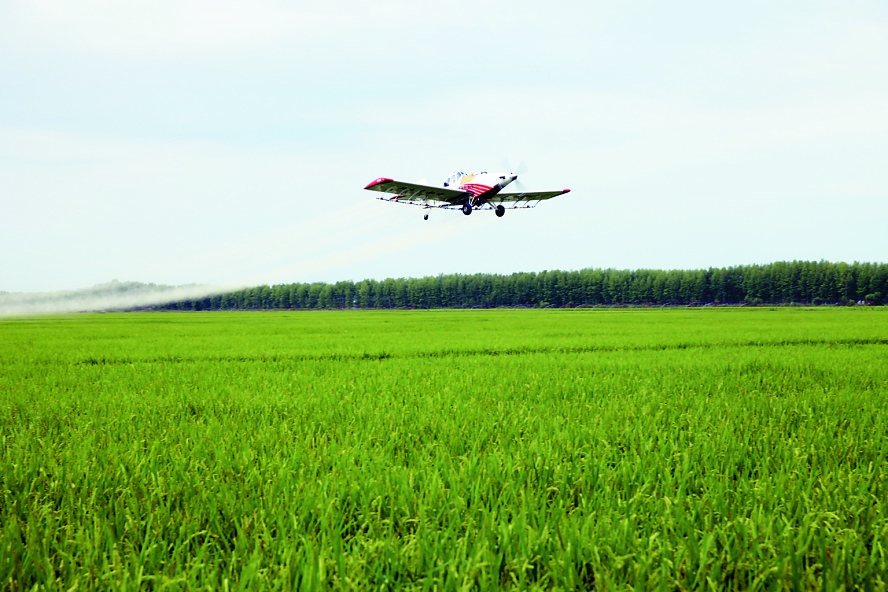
left=1, top=308, right=887, bottom=590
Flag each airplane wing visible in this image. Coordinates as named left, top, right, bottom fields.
left=494, top=189, right=571, bottom=204
left=364, top=178, right=471, bottom=205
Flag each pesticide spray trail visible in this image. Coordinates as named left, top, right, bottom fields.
left=144, top=200, right=395, bottom=289
left=0, top=201, right=497, bottom=316
left=223, top=199, right=498, bottom=288
left=252, top=207, right=499, bottom=284
left=231, top=201, right=399, bottom=286
left=182, top=201, right=387, bottom=278
left=0, top=282, right=237, bottom=317
left=0, top=201, right=388, bottom=316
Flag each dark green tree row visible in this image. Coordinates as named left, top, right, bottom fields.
left=153, top=261, right=887, bottom=311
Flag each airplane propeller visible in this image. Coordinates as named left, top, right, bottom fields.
left=502, top=159, right=528, bottom=193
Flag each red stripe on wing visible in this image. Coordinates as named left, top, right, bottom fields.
left=364, top=178, right=394, bottom=189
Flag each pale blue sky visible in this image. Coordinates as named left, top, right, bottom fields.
left=2, top=1, right=886, bottom=293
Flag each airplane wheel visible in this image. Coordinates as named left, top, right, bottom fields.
left=423, top=213, right=429, bottom=220
left=495, top=205, right=505, bottom=217
left=461, top=203, right=472, bottom=216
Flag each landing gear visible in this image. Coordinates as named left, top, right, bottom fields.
left=495, top=204, right=505, bottom=218
left=423, top=213, right=429, bottom=220
left=461, top=202, right=473, bottom=216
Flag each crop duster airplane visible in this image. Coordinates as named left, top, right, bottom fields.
left=364, top=171, right=570, bottom=220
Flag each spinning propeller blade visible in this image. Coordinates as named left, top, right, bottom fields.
left=502, top=159, right=528, bottom=192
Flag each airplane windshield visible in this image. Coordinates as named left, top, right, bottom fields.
left=443, top=171, right=466, bottom=187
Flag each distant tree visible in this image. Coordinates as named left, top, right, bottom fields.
left=357, top=280, right=371, bottom=308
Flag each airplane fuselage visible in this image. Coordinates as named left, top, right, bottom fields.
left=443, top=171, right=518, bottom=206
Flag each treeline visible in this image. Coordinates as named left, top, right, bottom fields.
left=149, top=261, right=887, bottom=311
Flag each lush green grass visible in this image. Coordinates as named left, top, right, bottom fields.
left=2, top=308, right=887, bottom=590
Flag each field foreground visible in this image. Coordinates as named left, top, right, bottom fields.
left=1, top=308, right=887, bottom=590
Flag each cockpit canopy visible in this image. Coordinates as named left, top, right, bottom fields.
left=443, top=171, right=487, bottom=187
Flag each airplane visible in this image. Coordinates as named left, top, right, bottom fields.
left=364, top=171, right=570, bottom=220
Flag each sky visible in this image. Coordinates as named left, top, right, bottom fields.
left=2, top=0, right=887, bottom=295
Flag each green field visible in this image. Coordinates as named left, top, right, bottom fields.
left=2, top=308, right=887, bottom=590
